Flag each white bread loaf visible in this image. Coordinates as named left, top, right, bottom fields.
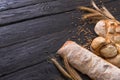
left=57, top=41, right=120, bottom=80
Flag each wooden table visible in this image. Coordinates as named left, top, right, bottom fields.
left=0, top=0, right=119, bottom=80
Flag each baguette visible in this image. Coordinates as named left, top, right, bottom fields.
left=57, top=41, right=120, bottom=80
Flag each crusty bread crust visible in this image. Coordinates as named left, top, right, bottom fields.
left=57, top=41, right=120, bottom=80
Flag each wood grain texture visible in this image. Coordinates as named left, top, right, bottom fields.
left=0, top=10, right=81, bottom=48
left=0, top=0, right=119, bottom=80
left=0, top=0, right=55, bottom=11
left=0, top=0, right=110, bottom=11
left=0, top=61, right=68, bottom=80
left=0, top=0, right=118, bottom=48
left=0, top=11, right=81, bottom=77
left=0, top=0, right=83, bottom=25
left=0, top=0, right=111, bottom=25
left=0, top=61, right=91, bottom=80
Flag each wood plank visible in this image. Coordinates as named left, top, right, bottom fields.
left=0, top=0, right=86, bottom=25
left=0, top=0, right=54, bottom=11
left=0, top=61, right=67, bottom=80
left=0, top=11, right=80, bottom=77
left=0, top=7, right=120, bottom=78
left=0, top=30, right=71, bottom=77
left=103, top=0, right=120, bottom=20
left=0, top=0, right=111, bottom=25
left=0, top=0, right=110, bottom=11
left=0, top=10, right=81, bottom=48
left=0, top=0, right=118, bottom=48
left=0, top=0, right=119, bottom=79
left=0, top=61, right=91, bottom=80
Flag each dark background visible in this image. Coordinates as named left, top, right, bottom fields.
left=0, top=0, right=119, bottom=80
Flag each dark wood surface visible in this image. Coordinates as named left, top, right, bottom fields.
left=0, top=0, right=119, bottom=80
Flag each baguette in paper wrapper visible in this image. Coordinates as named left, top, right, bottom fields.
left=57, top=41, right=120, bottom=80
